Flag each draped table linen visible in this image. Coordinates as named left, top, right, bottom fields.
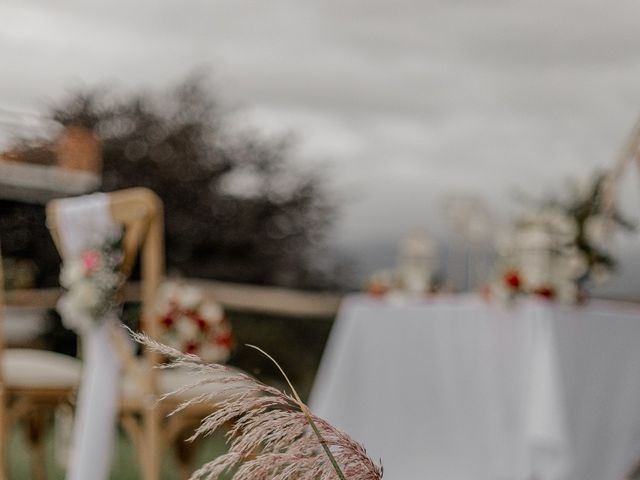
left=310, top=294, right=640, bottom=480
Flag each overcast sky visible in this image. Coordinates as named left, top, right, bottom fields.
left=2, top=0, right=640, bottom=283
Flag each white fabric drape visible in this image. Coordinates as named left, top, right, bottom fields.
left=310, top=295, right=640, bottom=480
left=521, top=304, right=569, bottom=480
left=56, top=193, right=123, bottom=480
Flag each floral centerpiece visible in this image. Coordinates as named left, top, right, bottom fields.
left=155, top=281, right=233, bottom=363
left=57, top=234, right=125, bottom=334
left=492, top=174, right=635, bottom=303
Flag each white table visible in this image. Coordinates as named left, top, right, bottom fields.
left=310, top=294, right=640, bottom=480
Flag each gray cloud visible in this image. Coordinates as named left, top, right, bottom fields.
left=2, top=0, right=640, bottom=279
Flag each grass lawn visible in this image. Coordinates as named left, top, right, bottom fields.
left=7, top=312, right=335, bottom=478
left=8, top=422, right=229, bottom=479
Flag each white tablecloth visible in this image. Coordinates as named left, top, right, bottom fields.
left=310, top=294, right=640, bottom=480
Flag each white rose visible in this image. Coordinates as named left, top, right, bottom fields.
left=175, top=316, right=200, bottom=341
left=516, top=224, right=552, bottom=250
left=57, top=294, right=93, bottom=334
left=73, top=281, right=101, bottom=310
left=60, top=260, right=85, bottom=288
left=177, top=286, right=202, bottom=310
left=156, top=281, right=181, bottom=311
left=200, top=302, right=224, bottom=323
left=556, top=248, right=588, bottom=280
left=518, top=254, right=551, bottom=290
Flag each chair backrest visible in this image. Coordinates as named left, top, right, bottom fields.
left=0, top=242, right=5, bottom=352
left=0, top=243, right=6, bottom=471
left=47, top=187, right=165, bottom=360
left=47, top=188, right=165, bottom=480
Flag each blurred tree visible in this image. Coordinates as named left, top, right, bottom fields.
left=3, top=75, right=345, bottom=289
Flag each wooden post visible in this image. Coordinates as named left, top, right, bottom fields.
left=0, top=244, right=7, bottom=480
left=140, top=192, right=164, bottom=480
left=601, top=119, right=640, bottom=233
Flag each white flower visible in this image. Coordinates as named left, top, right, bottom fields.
left=60, top=260, right=85, bottom=288
left=200, top=302, right=224, bottom=323
left=175, top=316, right=200, bottom=341
left=177, top=286, right=203, bottom=310
left=72, top=281, right=101, bottom=310
left=556, top=247, right=588, bottom=280
left=57, top=293, right=93, bottom=334
left=156, top=281, right=181, bottom=312
left=515, top=240, right=552, bottom=289
left=515, top=224, right=553, bottom=250
left=520, top=266, right=548, bottom=290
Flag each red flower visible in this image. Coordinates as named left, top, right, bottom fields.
left=215, top=332, right=233, bottom=349
left=161, top=315, right=174, bottom=328
left=184, top=342, right=199, bottom=354
left=535, top=286, right=555, bottom=300
left=504, top=270, right=522, bottom=290
left=367, top=282, right=388, bottom=298
left=194, top=316, right=208, bottom=332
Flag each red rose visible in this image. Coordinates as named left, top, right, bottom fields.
left=504, top=270, right=522, bottom=290
left=161, top=315, right=174, bottom=328
left=535, top=286, right=555, bottom=300
left=194, top=316, right=208, bottom=332
left=215, top=332, right=233, bottom=349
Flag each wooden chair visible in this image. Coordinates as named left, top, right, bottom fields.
left=0, top=244, right=82, bottom=480
left=48, top=187, right=221, bottom=480
left=47, top=187, right=164, bottom=480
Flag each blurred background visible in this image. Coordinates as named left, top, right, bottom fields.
left=2, top=1, right=640, bottom=478
left=2, top=0, right=640, bottom=295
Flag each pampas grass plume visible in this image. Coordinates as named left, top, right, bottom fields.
left=129, top=329, right=383, bottom=480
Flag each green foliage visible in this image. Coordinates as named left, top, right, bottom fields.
left=8, top=423, right=229, bottom=479
left=560, top=173, right=635, bottom=275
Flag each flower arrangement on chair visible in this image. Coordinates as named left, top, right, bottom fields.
left=57, top=234, right=125, bottom=334
left=156, top=281, right=234, bottom=363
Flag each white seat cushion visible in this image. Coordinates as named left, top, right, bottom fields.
left=2, top=349, right=82, bottom=389
left=3, top=350, right=239, bottom=404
